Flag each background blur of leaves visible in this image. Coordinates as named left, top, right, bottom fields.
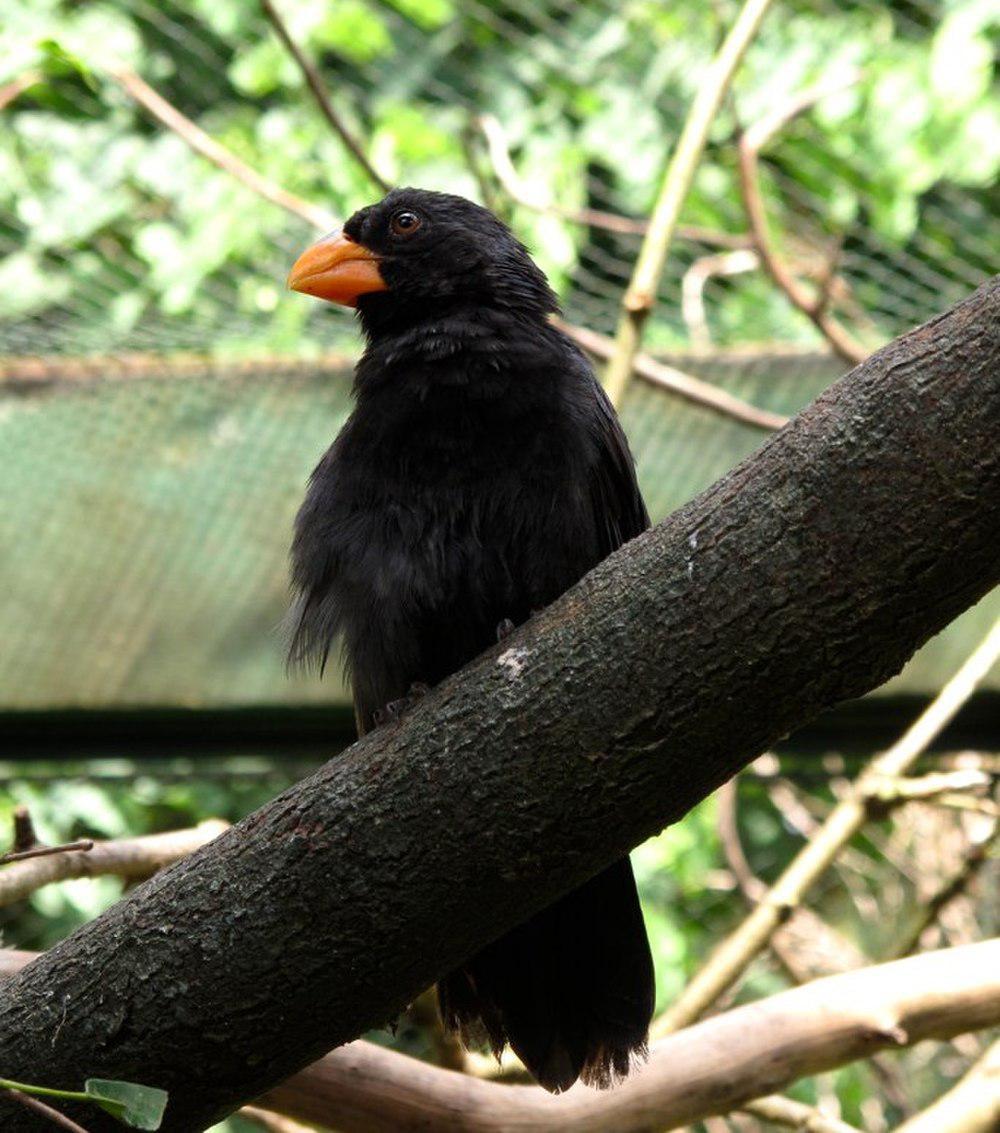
left=0, top=2, right=997, bottom=1131
left=1, top=0, right=997, bottom=357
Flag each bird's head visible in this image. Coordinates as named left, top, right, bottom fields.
left=287, top=188, right=558, bottom=334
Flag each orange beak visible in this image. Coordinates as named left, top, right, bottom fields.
left=287, top=231, right=388, bottom=307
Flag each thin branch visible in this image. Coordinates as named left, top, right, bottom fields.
left=476, top=114, right=752, bottom=248
left=260, top=0, right=390, bottom=193
left=0, top=351, right=357, bottom=387
left=107, top=68, right=336, bottom=231
left=259, top=940, right=1000, bottom=1133
left=0, top=820, right=228, bottom=908
left=736, top=72, right=868, bottom=365
left=558, top=319, right=788, bottom=430
left=681, top=249, right=760, bottom=348
left=653, top=616, right=1000, bottom=1037
left=866, top=769, right=992, bottom=805
left=0, top=840, right=93, bottom=866
left=894, top=1037, right=1000, bottom=1133
left=603, top=0, right=777, bottom=406
left=892, top=821, right=998, bottom=959
left=0, top=1090, right=92, bottom=1133
left=741, top=1094, right=862, bottom=1133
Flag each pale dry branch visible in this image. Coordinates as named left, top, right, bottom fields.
left=653, top=616, right=1000, bottom=1037
left=682, top=249, right=760, bottom=348
left=558, top=319, right=788, bottom=430
left=603, top=0, right=777, bottom=405
left=893, top=821, right=998, bottom=959
left=108, top=68, right=336, bottom=231
left=0, top=820, right=228, bottom=908
left=477, top=114, right=753, bottom=249
left=894, top=1038, right=1000, bottom=1133
left=258, top=940, right=1000, bottom=1133
left=741, top=1094, right=862, bottom=1132
left=260, top=0, right=389, bottom=193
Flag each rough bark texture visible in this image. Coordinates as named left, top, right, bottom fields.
left=1, top=278, right=997, bottom=1130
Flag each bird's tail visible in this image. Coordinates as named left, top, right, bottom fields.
left=437, top=856, right=655, bottom=1092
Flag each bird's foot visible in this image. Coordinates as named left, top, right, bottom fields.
left=496, top=617, right=517, bottom=642
left=373, top=682, right=431, bottom=727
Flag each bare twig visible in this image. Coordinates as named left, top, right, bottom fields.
left=0, top=71, right=41, bottom=112
left=653, top=616, right=1000, bottom=1037
left=476, top=114, right=753, bottom=248
left=0, top=1089, right=92, bottom=1133
left=892, top=821, right=998, bottom=959
left=0, top=840, right=93, bottom=866
left=108, top=68, right=336, bottom=231
left=0, top=820, right=228, bottom=907
left=558, top=319, right=788, bottom=430
left=894, top=1037, right=1000, bottom=1133
left=736, top=72, right=868, bottom=365
left=682, top=249, right=760, bottom=348
left=260, top=0, right=389, bottom=193
left=603, top=0, right=777, bottom=405
left=258, top=940, right=1000, bottom=1133
left=741, top=1094, right=862, bottom=1132
left=866, top=769, right=991, bottom=805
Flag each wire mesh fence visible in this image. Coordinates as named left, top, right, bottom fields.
left=1, top=0, right=998, bottom=710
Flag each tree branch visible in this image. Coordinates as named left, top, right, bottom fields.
left=654, top=614, right=1000, bottom=1036
left=736, top=73, right=868, bottom=365
left=603, top=0, right=777, bottom=405
left=2, top=943, right=992, bottom=1132
left=894, top=1037, right=1000, bottom=1133
left=557, top=319, right=788, bottom=431
left=0, top=279, right=996, bottom=1129
left=260, top=0, right=390, bottom=193
left=107, top=68, right=336, bottom=231
left=0, top=820, right=227, bottom=908
left=257, top=941, right=1000, bottom=1133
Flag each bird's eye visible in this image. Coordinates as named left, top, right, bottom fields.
left=390, top=210, right=422, bottom=237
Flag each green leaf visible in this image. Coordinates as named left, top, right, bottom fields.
left=86, top=1079, right=168, bottom=1131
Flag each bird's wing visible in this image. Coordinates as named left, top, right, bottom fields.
left=585, top=374, right=650, bottom=557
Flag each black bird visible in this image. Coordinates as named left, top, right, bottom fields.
left=286, top=188, right=655, bottom=1092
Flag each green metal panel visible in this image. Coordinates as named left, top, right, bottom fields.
left=0, top=352, right=996, bottom=710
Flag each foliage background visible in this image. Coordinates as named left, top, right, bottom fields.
left=0, top=1, right=997, bottom=1130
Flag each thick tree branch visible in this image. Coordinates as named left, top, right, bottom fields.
left=2, top=944, right=992, bottom=1132
left=0, top=279, right=996, bottom=1130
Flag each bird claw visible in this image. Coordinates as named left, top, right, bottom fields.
left=496, top=617, right=517, bottom=642
left=373, top=682, right=431, bottom=727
